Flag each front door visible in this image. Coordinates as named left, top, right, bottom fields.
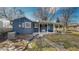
left=40, top=24, right=47, bottom=32
left=48, top=24, right=53, bottom=32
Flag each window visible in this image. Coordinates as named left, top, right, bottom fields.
left=25, top=22, right=31, bottom=28
left=22, top=23, right=25, bottom=28
left=19, top=24, right=21, bottom=28
left=20, top=22, right=31, bottom=28
left=34, top=23, right=38, bottom=28
left=60, top=25, right=62, bottom=28
left=56, top=25, right=58, bottom=28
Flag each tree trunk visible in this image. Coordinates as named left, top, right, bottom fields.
left=64, top=23, right=68, bottom=33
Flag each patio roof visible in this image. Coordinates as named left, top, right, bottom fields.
left=32, top=20, right=63, bottom=25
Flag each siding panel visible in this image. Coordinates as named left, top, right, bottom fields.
left=13, top=17, right=33, bottom=34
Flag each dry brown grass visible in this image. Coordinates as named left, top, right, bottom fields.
left=0, top=33, right=79, bottom=51
left=46, top=34, right=79, bottom=50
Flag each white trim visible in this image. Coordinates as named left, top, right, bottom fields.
left=34, top=23, right=38, bottom=28
left=39, top=22, right=40, bottom=34
left=25, top=22, right=31, bottom=28
left=53, top=24, right=56, bottom=32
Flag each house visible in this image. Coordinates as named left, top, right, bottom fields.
left=13, top=17, right=33, bottom=34
left=0, top=18, right=12, bottom=33
left=13, top=17, right=64, bottom=34
left=76, top=25, right=79, bottom=31
left=68, top=24, right=79, bottom=31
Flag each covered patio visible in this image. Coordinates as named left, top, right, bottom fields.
left=33, top=20, right=64, bottom=35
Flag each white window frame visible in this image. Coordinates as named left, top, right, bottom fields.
left=22, top=23, right=25, bottom=28
left=34, top=23, right=38, bottom=28
left=25, top=22, right=31, bottom=28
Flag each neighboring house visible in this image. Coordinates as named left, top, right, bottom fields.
left=76, top=25, right=79, bottom=31
left=13, top=17, right=64, bottom=34
left=68, top=24, right=79, bottom=31
left=0, top=18, right=12, bottom=33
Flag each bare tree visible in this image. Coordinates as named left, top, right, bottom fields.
left=0, top=7, right=8, bottom=18
left=0, top=7, right=25, bottom=20
left=33, top=7, right=56, bottom=35
left=33, top=7, right=56, bottom=21
left=60, top=7, right=77, bottom=32
left=14, top=8, right=24, bottom=19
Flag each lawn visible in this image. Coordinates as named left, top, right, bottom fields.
left=45, top=33, right=79, bottom=51
left=25, top=33, right=79, bottom=51
left=0, top=33, right=79, bottom=51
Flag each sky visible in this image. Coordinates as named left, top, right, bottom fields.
left=18, top=7, right=79, bottom=24
left=19, top=7, right=38, bottom=21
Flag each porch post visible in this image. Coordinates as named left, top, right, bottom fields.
left=39, top=21, right=40, bottom=34
left=47, top=21, right=48, bottom=34
left=58, top=24, right=59, bottom=32
left=53, top=23, right=56, bottom=33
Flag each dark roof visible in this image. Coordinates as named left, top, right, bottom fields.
left=13, top=17, right=33, bottom=22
